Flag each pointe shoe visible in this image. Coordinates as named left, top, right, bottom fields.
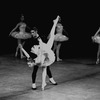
left=21, top=55, right=25, bottom=59
left=42, top=83, right=47, bottom=91
left=15, top=53, right=17, bottom=57
left=57, top=58, right=62, bottom=61
left=32, top=84, right=37, bottom=90
left=96, top=59, right=99, bottom=64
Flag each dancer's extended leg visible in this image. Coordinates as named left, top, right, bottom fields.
left=47, top=16, right=60, bottom=49
left=41, top=16, right=60, bottom=90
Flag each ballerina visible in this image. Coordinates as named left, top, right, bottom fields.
left=92, top=27, right=100, bottom=64
left=48, top=22, right=69, bottom=61
left=19, top=15, right=60, bottom=90
left=9, top=15, right=31, bottom=59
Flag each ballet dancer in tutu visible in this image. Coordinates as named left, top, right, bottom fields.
left=19, top=15, right=60, bottom=90
left=92, top=27, right=100, bottom=64
left=9, top=15, right=31, bottom=59
left=48, top=22, right=69, bottom=61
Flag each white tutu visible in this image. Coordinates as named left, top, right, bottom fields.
left=54, top=34, right=68, bottom=42
left=31, top=45, right=55, bottom=67
left=92, top=36, right=100, bottom=44
left=11, top=32, right=32, bottom=39
left=35, top=50, right=55, bottom=67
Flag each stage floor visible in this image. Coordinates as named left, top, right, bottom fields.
left=0, top=55, right=100, bottom=100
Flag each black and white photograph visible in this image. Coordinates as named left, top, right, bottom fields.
left=0, top=1, right=100, bottom=100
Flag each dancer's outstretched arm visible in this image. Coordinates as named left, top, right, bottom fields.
left=9, top=23, right=21, bottom=36
left=47, top=16, right=60, bottom=49
left=19, top=44, right=30, bottom=58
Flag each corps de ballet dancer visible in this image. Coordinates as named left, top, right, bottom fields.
left=9, top=15, right=31, bottom=59
left=92, top=27, right=100, bottom=64
left=19, top=15, right=60, bottom=90
left=48, top=22, right=69, bottom=61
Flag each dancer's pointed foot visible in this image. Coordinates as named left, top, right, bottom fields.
left=21, top=55, right=25, bottom=59
left=96, top=59, right=99, bottom=64
left=57, top=58, right=62, bottom=61
left=42, top=83, right=47, bottom=91
left=15, top=53, right=17, bottom=57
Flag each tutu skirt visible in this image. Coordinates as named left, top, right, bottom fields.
left=92, top=36, right=100, bottom=44
left=35, top=49, right=55, bottom=67
left=27, top=49, right=55, bottom=67
left=54, top=34, right=68, bottom=42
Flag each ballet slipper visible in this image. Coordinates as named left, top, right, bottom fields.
left=21, top=55, right=25, bottom=59
left=57, top=58, right=62, bottom=61
left=41, top=82, right=47, bottom=91
left=15, top=52, right=18, bottom=57
left=96, top=59, right=99, bottom=64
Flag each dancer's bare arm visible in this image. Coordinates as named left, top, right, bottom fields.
left=19, top=44, right=30, bottom=58
left=9, top=23, right=21, bottom=36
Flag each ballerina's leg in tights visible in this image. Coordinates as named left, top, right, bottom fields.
left=53, top=23, right=63, bottom=61
left=37, top=16, right=60, bottom=90
left=15, top=39, right=25, bottom=59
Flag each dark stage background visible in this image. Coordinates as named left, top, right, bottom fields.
left=0, top=1, right=100, bottom=59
